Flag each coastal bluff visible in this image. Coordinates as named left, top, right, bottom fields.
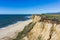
left=14, top=15, right=60, bottom=40
left=27, top=15, right=60, bottom=40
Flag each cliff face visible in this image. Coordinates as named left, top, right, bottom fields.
left=14, top=15, right=60, bottom=40
left=22, top=15, right=60, bottom=40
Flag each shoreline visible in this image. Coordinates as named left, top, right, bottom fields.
left=0, top=19, right=32, bottom=40
left=0, top=21, right=23, bottom=29
left=0, top=19, right=31, bottom=29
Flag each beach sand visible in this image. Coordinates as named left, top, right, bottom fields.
left=0, top=19, right=32, bottom=40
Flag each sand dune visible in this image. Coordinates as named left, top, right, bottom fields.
left=0, top=19, right=32, bottom=40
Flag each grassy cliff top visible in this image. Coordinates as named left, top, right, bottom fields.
left=32, top=13, right=60, bottom=24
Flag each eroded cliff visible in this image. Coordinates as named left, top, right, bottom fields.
left=14, top=15, right=60, bottom=40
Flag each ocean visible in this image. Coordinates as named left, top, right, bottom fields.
left=0, top=14, right=32, bottom=28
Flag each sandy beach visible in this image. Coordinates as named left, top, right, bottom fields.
left=0, top=19, right=32, bottom=40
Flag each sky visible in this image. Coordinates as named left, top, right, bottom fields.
left=0, top=0, right=60, bottom=14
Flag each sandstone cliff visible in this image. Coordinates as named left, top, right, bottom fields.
left=14, top=15, right=60, bottom=40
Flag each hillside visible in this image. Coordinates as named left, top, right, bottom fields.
left=13, top=14, right=60, bottom=40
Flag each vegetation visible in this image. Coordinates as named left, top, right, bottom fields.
left=38, top=35, right=42, bottom=40
left=13, top=22, right=36, bottom=40
left=44, top=14, right=60, bottom=19
left=32, top=14, right=60, bottom=22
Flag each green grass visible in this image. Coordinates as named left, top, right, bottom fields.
left=42, top=14, right=60, bottom=19
left=13, top=22, right=36, bottom=40
left=32, top=14, right=60, bottom=21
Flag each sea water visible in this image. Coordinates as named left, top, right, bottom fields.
left=0, top=14, right=31, bottom=28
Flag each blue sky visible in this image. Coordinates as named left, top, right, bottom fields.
left=0, top=0, right=60, bottom=14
